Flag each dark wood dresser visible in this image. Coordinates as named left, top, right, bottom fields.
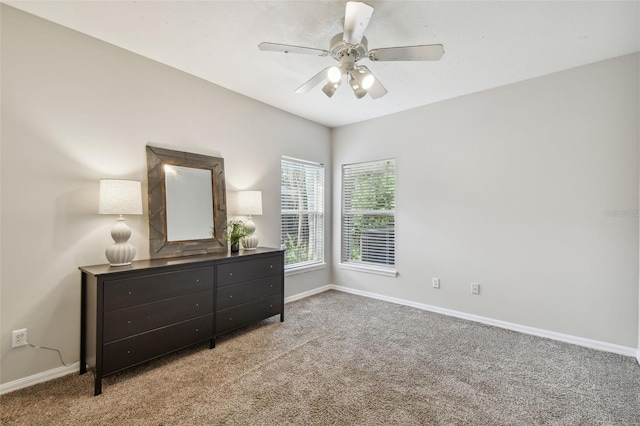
left=79, top=248, right=284, bottom=395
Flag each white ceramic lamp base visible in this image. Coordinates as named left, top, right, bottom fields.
left=106, top=216, right=136, bottom=266
left=242, top=216, right=259, bottom=250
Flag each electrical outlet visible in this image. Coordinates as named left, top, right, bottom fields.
left=471, top=283, right=480, bottom=295
left=432, top=277, right=440, bottom=289
left=12, top=329, right=27, bottom=348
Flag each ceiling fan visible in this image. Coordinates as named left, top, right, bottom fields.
left=258, top=1, right=444, bottom=99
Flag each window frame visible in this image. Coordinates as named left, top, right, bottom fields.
left=280, top=156, right=326, bottom=275
left=340, top=158, right=397, bottom=277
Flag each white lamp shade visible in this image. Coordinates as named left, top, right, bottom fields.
left=236, top=191, right=263, bottom=216
left=99, top=179, right=143, bottom=215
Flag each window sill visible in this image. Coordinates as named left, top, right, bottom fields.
left=338, top=263, right=398, bottom=277
left=285, top=262, right=327, bottom=277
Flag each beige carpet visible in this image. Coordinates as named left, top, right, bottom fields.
left=2, top=290, right=639, bottom=425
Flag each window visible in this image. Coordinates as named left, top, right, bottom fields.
left=281, top=157, right=325, bottom=271
left=341, top=159, right=395, bottom=271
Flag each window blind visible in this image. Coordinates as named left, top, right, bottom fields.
left=342, top=159, right=395, bottom=267
left=281, top=157, right=324, bottom=268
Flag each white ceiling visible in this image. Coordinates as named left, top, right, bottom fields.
left=5, top=0, right=639, bottom=128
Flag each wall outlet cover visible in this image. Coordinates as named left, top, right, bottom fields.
left=12, top=329, right=27, bottom=348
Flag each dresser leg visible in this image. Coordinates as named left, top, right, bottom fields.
left=280, top=312, right=284, bottom=322
left=94, top=376, right=102, bottom=396
left=210, top=338, right=216, bottom=349
left=80, top=272, right=87, bottom=375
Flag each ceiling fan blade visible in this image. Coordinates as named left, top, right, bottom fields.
left=357, top=66, right=387, bottom=99
left=295, top=66, right=334, bottom=93
left=258, top=42, right=329, bottom=57
left=343, top=1, right=374, bottom=45
left=368, top=44, right=445, bottom=61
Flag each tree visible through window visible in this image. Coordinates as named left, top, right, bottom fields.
left=281, top=157, right=324, bottom=269
left=342, top=159, right=395, bottom=267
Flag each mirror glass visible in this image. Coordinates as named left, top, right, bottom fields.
left=164, top=165, right=214, bottom=241
left=146, top=145, right=227, bottom=259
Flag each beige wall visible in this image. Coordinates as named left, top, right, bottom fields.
left=0, top=5, right=331, bottom=384
left=332, top=53, right=640, bottom=349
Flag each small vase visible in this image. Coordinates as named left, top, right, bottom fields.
left=230, top=242, right=240, bottom=253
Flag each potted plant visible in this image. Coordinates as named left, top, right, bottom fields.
left=226, top=220, right=250, bottom=253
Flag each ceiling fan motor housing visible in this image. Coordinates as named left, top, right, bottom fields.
left=330, top=33, right=368, bottom=61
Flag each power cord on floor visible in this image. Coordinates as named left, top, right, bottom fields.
left=26, top=341, right=76, bottom=367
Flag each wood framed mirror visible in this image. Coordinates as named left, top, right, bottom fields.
left=146, top=145, right=227, bottom=259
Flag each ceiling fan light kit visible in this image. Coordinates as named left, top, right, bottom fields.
left=259, top=1, right=444, bottom=100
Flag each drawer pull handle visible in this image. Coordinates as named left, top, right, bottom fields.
left=229, top=272, right=233, bottom=276
left=127, top=350, right=131, bottom=354
left=229, top=317, right=232, bottom=321
left=196, top=303, right=199, bottom=307
left=196, top=279, right=199, bottom=283
left=195, top=328, right=199, bottom=332
left=270, top=265, right=273, bottom=268
left=229, top=295, right=233, bottom=298
left=128, top=291, right=132, bottom=295
left=127, top=321, right=131, bottom=324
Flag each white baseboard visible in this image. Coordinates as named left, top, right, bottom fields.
left=0, top=362, right=79, bottom=395
left=326, top=284, right=638, bottom=358
left=284, top=285, right=333, bottom=304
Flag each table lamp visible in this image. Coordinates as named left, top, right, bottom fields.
left=99, top=179, right=143, bottom=266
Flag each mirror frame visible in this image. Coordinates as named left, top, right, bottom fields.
left=146, top=145, right=227, bottom=259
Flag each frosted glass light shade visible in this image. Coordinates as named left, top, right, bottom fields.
left=362, top=74, right=375, bottom=89
left=99, top=180, right=143, bottom=215
left=322, top=80, right=341, bottom=98
left=327, top=66, right=342, bottom=83
left=236, top=191, right=263, bottom=216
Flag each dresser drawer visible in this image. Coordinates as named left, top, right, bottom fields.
left=216, top=276, right=281, bottom=311
left=216, top=294, right=281, bottom=335
left=103, top=290, right=214, bottom=343
left=103, top=314, right=213, bottom=375
left=104, top=267, right=214, bottom=311
left=217, top=255, right=282, bottom=288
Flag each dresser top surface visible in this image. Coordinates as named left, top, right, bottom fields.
left=79, top=247, right=283, bottom=277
